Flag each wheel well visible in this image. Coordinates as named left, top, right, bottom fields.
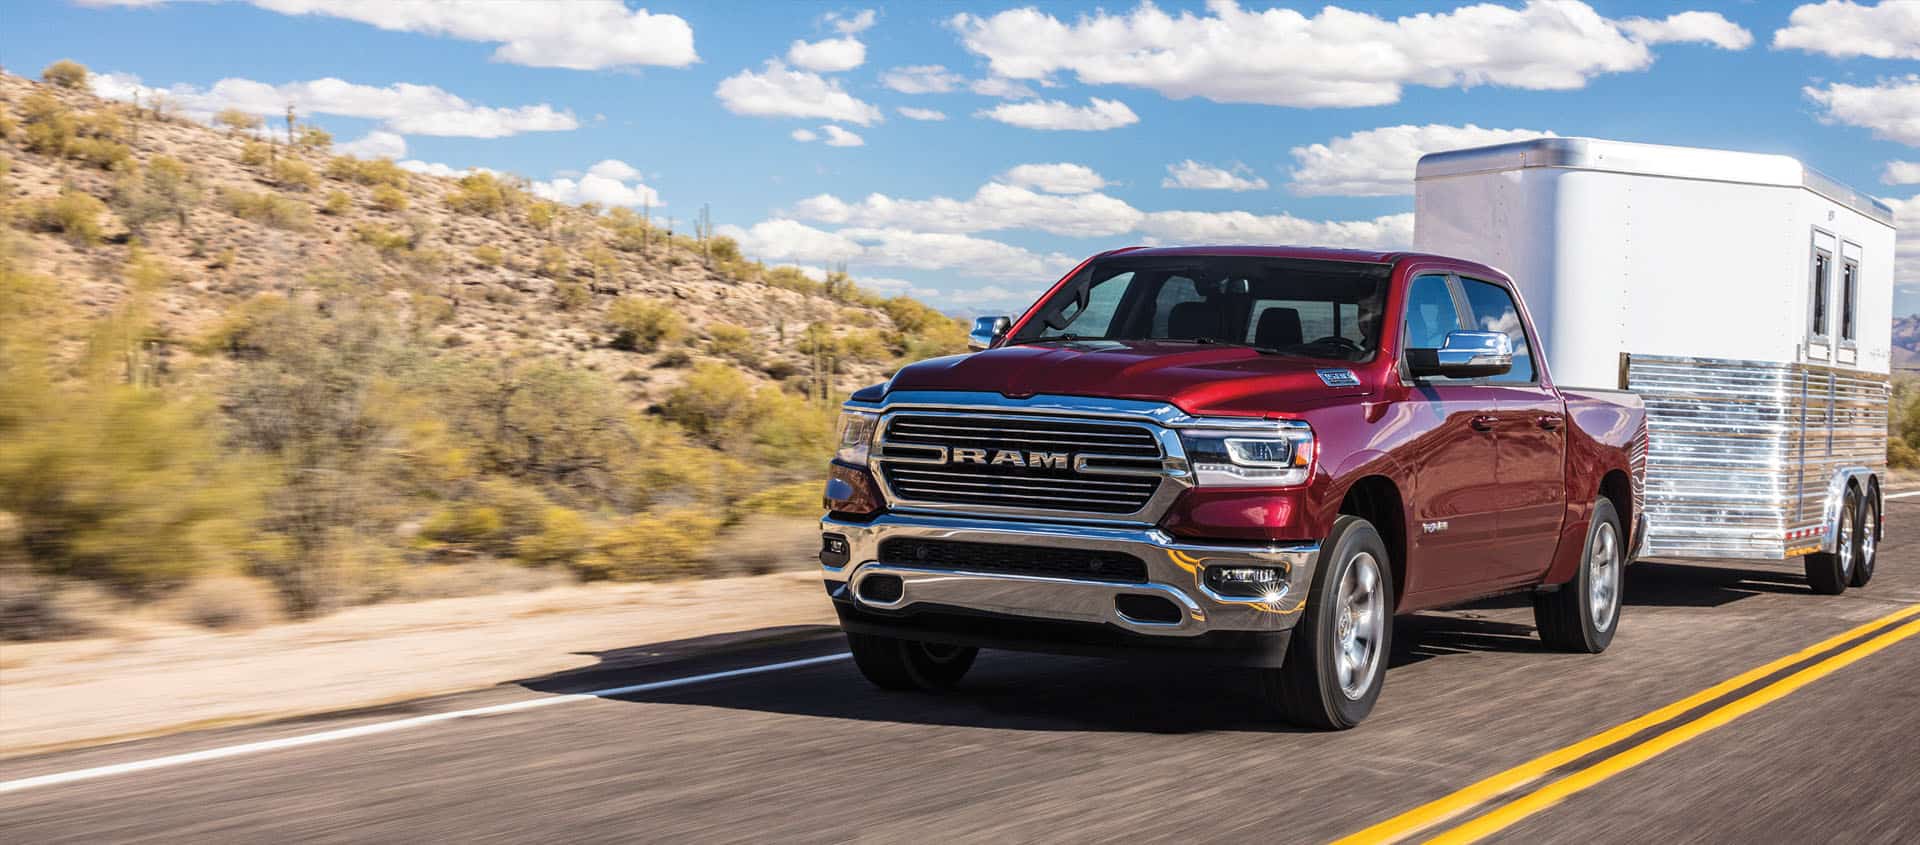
left=1340, top=476, right=1405, bottom=603
left=1599, top=470, right=1632, bottom=535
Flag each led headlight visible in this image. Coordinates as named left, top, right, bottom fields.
left=834, top=410, right=878, bottom=465
left=1179, top=421, right=1314, bottom=487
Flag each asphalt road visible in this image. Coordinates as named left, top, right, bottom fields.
left=4, top=502, right=1918, bottom=843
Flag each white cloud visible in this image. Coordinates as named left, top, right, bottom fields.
left=1885, top=161, right=1920, bottom=184
left=1288, top=123, right=1558, bottom=196
left=792, top=182, right=1143, bottom=237
left=821, top=125, right=865, bottom=147
left=1806, top=76, right=1920, bottom=146
left=396, top=159, right=489, bottom=178
left=976, top=97, right=1138, bottom=131
left=970, top=77, right=1037, bottom=99
left=951, top=1, right=1748, bottom=109
left=531, top=159, right=662, bottom=208
left=1883, top=194, right=1920, bottom=286
left=828, top=9, right=878, bottom=35
left=89, top=71, right=577, bottom=138
left=880, top=65, right=965, bottom=94
left=1163, top=160, right=1269, bottom=192
left=718, top=219, right=863, bottom=264
left=862, top=276, right=943, bottom=298
left=718, top=219, right=1073, bottom=280
left=945, top=285, right=1031, bottom=306
left=716, top=61, right=884, bottom=125
left=999, top=162, right=1107, bottom=194
left=791, top=128, right=819, bottom=142
left=198, top=0, right=697, bottom=69
left=1137, top=210, right=1416, bottom=250
left=787, top=37, right=866, bottom=72
left=1775, top=1, right=1920, bottom=60
left=335, top=130, right=407, bottom=159
left=1619, top=11, right=1754, bottom=49
left=898, top=106, right=948, bottom=121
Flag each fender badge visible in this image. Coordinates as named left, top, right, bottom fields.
left=1317, top=368, right=1360, bottom=387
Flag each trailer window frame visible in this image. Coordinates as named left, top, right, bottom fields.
left=1839, top=246, right=1860, bottom=347
left=1807, top=229, right=1835, bottom=355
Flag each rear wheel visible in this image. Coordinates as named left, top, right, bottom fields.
left=1259, top=515, right=1393, bottom=730
left=1805, top=489, right=1859, bottom=596
left=846, top=632, right=977, bottom=691
left=1534, top=498, right=1623, bottom=653
left=1849, top=492, right=1879, bottom=588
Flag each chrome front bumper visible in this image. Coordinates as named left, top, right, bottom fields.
left=820, top=513, right=1320, bottom=637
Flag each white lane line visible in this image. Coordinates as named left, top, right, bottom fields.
left=0, top=652, right=851, bottom=796
left=1885, top=490, right=1920, bottom=500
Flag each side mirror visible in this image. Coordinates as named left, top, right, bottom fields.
left=1407, top=330, right=1513, bottom=379
left=968, top=315, right=1012, bottom=351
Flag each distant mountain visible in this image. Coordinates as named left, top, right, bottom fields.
left=1896, top=315, right=1920, bottom=370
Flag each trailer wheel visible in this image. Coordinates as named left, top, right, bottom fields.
left=845, top=633, right=977, bottom=691
left=1848, top=492, right=1878, bottom=588
left=1804, top=489, right=1859, bottom=596
left=1259, top=515, right=1393, bottom=730
left=1534, top=498, right=1623, bottom=653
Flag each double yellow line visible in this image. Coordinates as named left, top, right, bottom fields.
left=1335, top=602, right=1920, bottom=844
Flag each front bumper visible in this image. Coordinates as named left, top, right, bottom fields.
left=820, top=512, right=1320, bottom=641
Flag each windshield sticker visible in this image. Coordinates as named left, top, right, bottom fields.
left=1317, top=368, right=1361, bottom=387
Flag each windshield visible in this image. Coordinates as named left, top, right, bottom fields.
left=1009, top=255, right=1392, bottom=362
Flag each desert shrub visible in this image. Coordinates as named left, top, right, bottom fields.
left=514, top=505, right=593, bottom=567
left=215, top=108, right=263, bottom=135
left=572, top=507, right=721, bottom=581
left=41, top=59, right=89, bottom=89
left=707, top=323, right=758, bottom=366
left=554, top=281, right=590, bottom=310
left=218, top=187, right=311, bottom=230
left=763, top=265, right=825, bottom=297
left=143, top=156, right=200, bottom=230
left=472, top=244, right=504, bottom=267
left=170, top=575, right=282, bottom=630
left=737, top=481, right=823, bottom=517
left=446, top=171, right=511, bottom=216
left=606, top=296, right=684, bottom=351
left=355, top=223, right=412, bottom=253
left=660, top=363, right=756, bottom=441
left=839, top=328, right=892, bottom=363
left=271, top=157, right=318, bottom=190
left=24, top=191, right=108, bottom=246
left=20, top=92, right=75, bottom=155
left=73, top=108, right=126, bottom=141
left=65, top=136, right=133, bottom=170
left=527, top=200, right=558, bottom=236
left=325, top=155, right=409, bottom=188
left=584, top=244, right=619, bottom=283
left=321, top=190, right=351, bottom=215
left=419, top=502, right=506, bottom=549
left=1891, top=439, right=1919, bottom=470
left=239, top=139, right=270, bottom=166
left=295, top=126, right=332, bottom=151
left=371, top=184, right=409, bottom=212
left=0, top=111, right=15, bottom=140
left=535, top=245, right=568, bottom=278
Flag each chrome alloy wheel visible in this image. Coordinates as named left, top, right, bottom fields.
left=1334, top=552, right=1386, bottom=700
left=1838, top=505, right=1856, bottom=579
left=1860, top=506, right=1877, bottom=569
left=1588, top=521, right=1621, bottom=633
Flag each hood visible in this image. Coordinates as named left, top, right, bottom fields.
left=886, top=340, right=1374, bottom=417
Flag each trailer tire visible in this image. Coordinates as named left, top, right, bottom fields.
left=1849, top=492, right=1878, bottom=589
left=846, top=633, right=977, bottom=691
left=1260, top=515, right=1393, bottom=731
left=1534, top=498, right=1623, bottom=653
left=1804, top=489, right=1859, bottom=596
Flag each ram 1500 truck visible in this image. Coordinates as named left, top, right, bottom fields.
left=819, top=246, right=1648, bottom=729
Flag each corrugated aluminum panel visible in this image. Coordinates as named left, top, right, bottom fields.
left=1628, top=355, right=1887, bottom=560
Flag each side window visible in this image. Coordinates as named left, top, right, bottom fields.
left=1041, top=271, right=1130, bottom=338
left=1810, top=246, right=1832, bottom=342
left=1458, top=278, right=1536, bottom=383
left=1401, top=274, right=1462, bottom=351
left=1840, top=252, right=1859, bottom=343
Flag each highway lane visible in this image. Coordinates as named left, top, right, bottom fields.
left=3, top=502, right=1918, bottom=843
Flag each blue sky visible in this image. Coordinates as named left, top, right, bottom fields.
left=7, top=1, right=1920, bottom=313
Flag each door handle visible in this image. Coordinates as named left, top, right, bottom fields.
left=1469, top=414, right=1498, bottom=432
left=1536, top=415, right=1562, bottom=431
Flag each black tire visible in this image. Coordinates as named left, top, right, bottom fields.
left=845, top=632, right=977, bottom=691
left=1849, top=491, right=1879, bottom=588
left=1259, top=515, right=1393, bottom=730
left=1534, top=498, right=1624, bottom=653
left=1805, top=489, right=1859, bottom=596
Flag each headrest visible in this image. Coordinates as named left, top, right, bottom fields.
left=1255, top=307, right=1303, bottom=348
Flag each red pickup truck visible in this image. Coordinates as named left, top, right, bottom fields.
left=820, top=246, right=1647, bottom=728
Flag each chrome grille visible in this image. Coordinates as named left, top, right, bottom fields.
left=874, top=412, right=1166, bottom=517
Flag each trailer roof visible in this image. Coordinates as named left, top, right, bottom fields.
left=1415, top=137, right=1893, bottom=227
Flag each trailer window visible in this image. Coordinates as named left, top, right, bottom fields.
left=1840, top=257, right=1858, bottom=343
left=1810, top=248, right=1832, bottom=340
left=1459, top=278, right=1536, bottom=383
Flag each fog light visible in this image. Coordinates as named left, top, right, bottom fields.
left=820, top=534, right=850, bottom=567
left=1205, top=566, right=1287, bottom=600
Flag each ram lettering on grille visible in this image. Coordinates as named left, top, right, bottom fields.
left=875, top=413, right=1166, bottom=516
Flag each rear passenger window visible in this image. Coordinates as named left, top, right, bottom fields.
left=1459, top=278, right=1536, bottom=383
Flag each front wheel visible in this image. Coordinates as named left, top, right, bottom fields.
left=846, top=632, right=977, bottom=691
left=1805, top=489, right=1860, bottom=596
left=1259, top=515, right=1393, bottom=730
left=1534, top=497, right=1623, bottom=653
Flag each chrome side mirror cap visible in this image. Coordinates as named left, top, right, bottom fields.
left=968, top=315, right=1012, bottom=351
left=1408, top=330, right=1514, bottom=379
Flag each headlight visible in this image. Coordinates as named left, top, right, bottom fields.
left=834, top=410, right=878, bottom=465
left=1179, top=421, right=1314, bottom=487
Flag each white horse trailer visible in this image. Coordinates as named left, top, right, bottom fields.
left=1414, top=137, right=1894, bottom=592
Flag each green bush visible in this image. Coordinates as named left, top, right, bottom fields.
left=554, top=281, right=590, bottom=311
left=321, top=190, right=351, bottom=216
left=371, top=184, right=409, bottom=212
left=66, top=137, right=133, bottom=170
left=20, top=92, right=75, bottom=155
left=325, top=156, right=409, bottom=189
left=535, top=245, right=568, bottom=278
left=707, top=323, right=758, bottom=366
left=446, top=171, right=511, bottom=216
left=271, top=157, right=318, bottom=190
left=25, top=191, right=108, bottom=246
left=606, top=296, right=684, bottom=351
left=660, top=363, right=756, bottom=441
left=472, top=245, right=504, bottom=267
left=355, top=224, right=412, bottom=253
left=216, top=108, right=263, bottom=135
left=572, top=508, right=720, bottom=581
left=239, top=140, right=270, bottom=166
left=514, top=506, right=593, bottom=567
left=41, top=59, right=89, bottom=89
left=295, top=126, right=332, bottom=151
left=218, top=188, right=311, bottom=230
